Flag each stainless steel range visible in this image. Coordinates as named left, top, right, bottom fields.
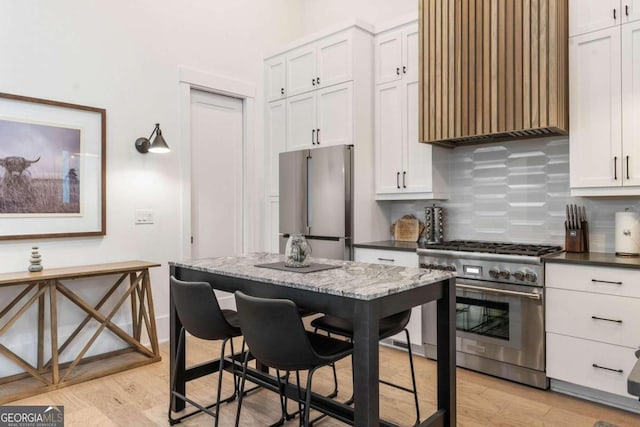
left=419, top=240, right=562, bottom=389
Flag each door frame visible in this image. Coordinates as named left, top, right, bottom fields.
left=178, top=67, right=256, bottom=260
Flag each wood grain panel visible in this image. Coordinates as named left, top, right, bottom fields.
left=442, top=0, right=449, bottom=139
left=539, top=0, right=549, bottom=126
left=515, top=0, right=523, bottom=130
left=461, top=0, right=469, bottom=136
left=435, top=0, right=442, bottom=140
left=483, top=0, right=491, bottom=132
left=523, top=0, right=531, bottom=129
left=531, top=0, right=540, bottom=128
left=418, top=0, right=568, bottom=144
left=419, top=0, right=425, bottom=141
left=468, top=0, right=476, bottom=136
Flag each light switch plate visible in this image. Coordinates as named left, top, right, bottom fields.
left=135, top=210, right=155, bottom=224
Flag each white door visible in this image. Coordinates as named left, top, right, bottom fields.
left=402, top=25, right=419, bottom=83
left=569, top=28, right=622, bottom=189
left=287, top=45, right=317, bottom=96
left=375, top=30, right=402, bottom=84
left=375, top=81, right=403, bottom=194
left=569, top=0, right=621, bottom=37
left=265, top=99, right=286, bottom=195
left=190, top=90, right=243, bottom=307
left=316, top=82, right=353, bottom=147
left=286, top=91, right=317, bottom=151
left=403, top=80, right=433, bottom=194
left=623, top=0, right=640, bottom=23
left=622, top=20, right=640, bottom=185
left=265, top=55, right=286, bottom=102
left=317, top=33, right=352, bottom=88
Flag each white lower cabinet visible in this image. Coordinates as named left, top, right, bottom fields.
left=546, top=262, right=640, bottom=400
left=354, top=247, right=421, bottom=347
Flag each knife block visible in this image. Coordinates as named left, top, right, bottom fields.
left=565, top=221, right=589, bottom=253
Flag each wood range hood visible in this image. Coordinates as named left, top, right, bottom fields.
left=419, top=0, right=569, bottom=147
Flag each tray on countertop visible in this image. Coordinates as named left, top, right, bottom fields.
left=255, top=262, right=341, bottom=274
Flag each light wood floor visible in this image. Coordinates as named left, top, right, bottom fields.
left=10, top=336, right=640, bottom=426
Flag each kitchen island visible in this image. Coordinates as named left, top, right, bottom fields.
left=169, top=253, right=456, bottom=427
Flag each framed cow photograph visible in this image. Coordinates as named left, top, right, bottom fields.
left=0, top=93, right=105, bottom=240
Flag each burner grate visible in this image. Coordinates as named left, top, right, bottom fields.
left=423, top=240, right=562, bottom=256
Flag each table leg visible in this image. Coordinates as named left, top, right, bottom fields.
left=436, top=277, right=457, bottom=426
left=49, top=281, right=59, bottom=385
left=170, top=268, right=186, bottom=412
left=37, top=283, right=45, bottom=371
left=352, top=302, right=380, bottom=426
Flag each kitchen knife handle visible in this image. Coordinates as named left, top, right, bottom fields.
left=614, top=156, right=618, bottom=180
left=402, top=171, right=406, bottom=188
left=312, top=129, right=316, bottom=145
left=397, top=172, right=400, bottom=189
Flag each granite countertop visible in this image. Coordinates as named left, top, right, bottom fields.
left=170, top=252, right=455, bottom=301
left=630, top=351, right=640, bottom=398
left=542, top=252, right=640, bottom=269
left=353, top=240, right=421, bottom=252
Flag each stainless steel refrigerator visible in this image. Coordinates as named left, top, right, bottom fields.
left=279, top=144, right=353, bottom=260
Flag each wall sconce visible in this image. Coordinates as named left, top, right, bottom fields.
left=134, top=123, right=170, bottom=154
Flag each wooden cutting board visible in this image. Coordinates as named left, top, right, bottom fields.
left=394, top=218, right=420, bottom=242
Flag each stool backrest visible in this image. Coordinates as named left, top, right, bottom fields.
left=170, top=276, right=237, bottom=340
left=234, top=291, right=320, bottom=371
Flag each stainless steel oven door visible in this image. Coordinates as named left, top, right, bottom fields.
left=455, top=278, right=544, bottom=371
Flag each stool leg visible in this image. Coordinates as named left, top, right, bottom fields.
left=168, top=327, right=186, bottom=425
left=404, top=328, right=420, bottom=426
left=313, top=327, right=339, bottom=398
left=303, top=367, right=319, bottom=427
left=214, top=338, right=229, bottom=427
left=234, top=350, right=251, bottom=427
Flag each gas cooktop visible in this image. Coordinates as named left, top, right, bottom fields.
left=422, top=240, right=563, bottom=257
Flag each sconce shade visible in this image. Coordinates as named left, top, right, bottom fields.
left=135, top=123, right=170, bottom=154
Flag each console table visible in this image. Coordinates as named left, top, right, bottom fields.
left=0, top=261, right=161, bottom=403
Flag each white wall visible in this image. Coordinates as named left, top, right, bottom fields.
left=299, top=0, right=418, bottom=31
left=0, top=0, right=302, bottom=375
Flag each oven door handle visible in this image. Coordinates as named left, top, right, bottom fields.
left=456, top=283, right=542, bottom=300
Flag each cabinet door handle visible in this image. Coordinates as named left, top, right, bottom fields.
left=312, top=78, right=316, bottom=86
left=281, top=87, right=285, bottom=95
left=591, top=315, right=623, bottom=324
left=614, top=156, right=618, bottom=180
left=591, top=279, right=623, bottom=285
left=402, top=171, right=406, bottom=188
left=626, top=5, right=630, bottom=16
left=316, top=128, right=320, bottom=144
left=403, top=66, right=407, bottom=74
left=316, top=77, right=320, bottom=85
left=614, top=8, right=617, bottom=19
left=312, top=129, right=316, bottom=145
left=396, top=67, right=400, bottom=75
left=377, top=257, right=395, bottom=262
left=592, top=363, right=623, bottom=374
left=627, top=155, right=630, bottom=180
left=396, top=172, right=400, bottom=189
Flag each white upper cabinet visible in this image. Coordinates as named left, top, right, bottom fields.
left=287, top=33, right=352, bottom=97
left=287, top=45, right=317, bottom=97
left=569, top=27, right=622, bottom=190
left=569, top=0, right=621, bottom=37
left=622, top=20, right=640, bottom=185
left=265, top=100, right=286, bottom=196
left=265, top=55, right=287, bottom=102
left=623, top=0, right=640, bottom=23
left=375, top=31, right=402, bottom=84
left=316, top=82, right=353, bottom=148
left=374, top=20, right=448, bottom=200
left=375, top=23, right=418, bottom=84
left=286, top=91, right=317, bottom=151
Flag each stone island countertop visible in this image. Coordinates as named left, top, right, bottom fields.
left=169, top=252, right=455, bottom=301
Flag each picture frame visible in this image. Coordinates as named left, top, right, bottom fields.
left=0, top=92, right=106, bottom=240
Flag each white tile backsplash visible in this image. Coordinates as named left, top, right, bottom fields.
left=390, top=137, right=640, bottom=252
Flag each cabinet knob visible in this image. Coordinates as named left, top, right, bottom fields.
left=396, top=67, right=400, bottom=76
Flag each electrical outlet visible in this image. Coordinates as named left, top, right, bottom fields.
left=135, top=210, right=155, bottom=225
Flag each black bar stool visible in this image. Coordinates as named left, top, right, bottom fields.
left=311, top=310, right=421, bottom=425
left=168, top=276, right=242, bottom=426
left=234, top=291, right=353, bottom=427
